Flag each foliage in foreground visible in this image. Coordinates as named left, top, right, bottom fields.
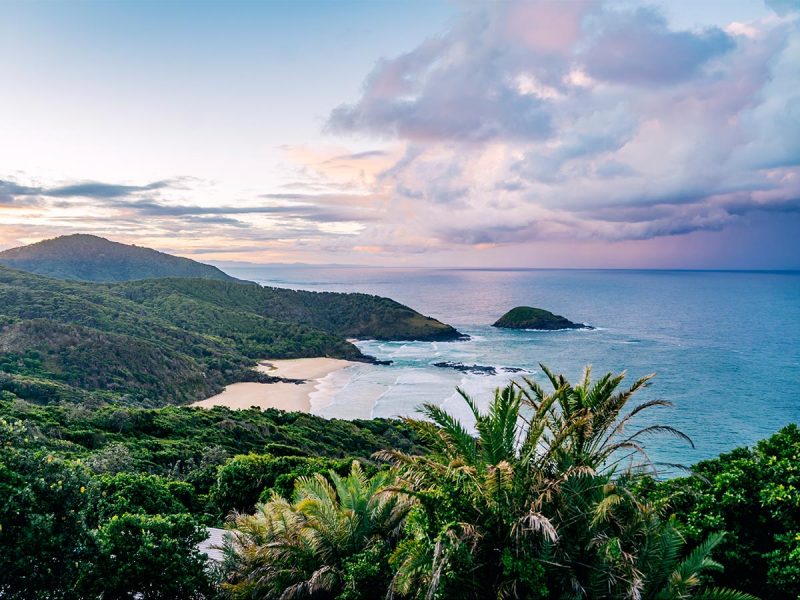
left=643, top=423, right=800, bottom=599
left=218, top=366, right=758, bottom=600
left=0, top=395, right=420, bottom=599
left=2, top=368, right=797, bottom=599
left=220, top=461, right=411, bottom=599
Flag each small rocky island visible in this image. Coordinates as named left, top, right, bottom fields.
left=493, top=306, right=593, bottom=330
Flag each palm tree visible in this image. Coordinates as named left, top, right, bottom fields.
left=515, top=365, right=696, bottom=599
left=220, top=461, right=411, bottom=599
left=378, top=365, right=703, bottom=599
left=518, top=365, right=693, bottom=473
left=638, top=528, right=758, bottom=600
left=379, top=384, right=557, bottom=599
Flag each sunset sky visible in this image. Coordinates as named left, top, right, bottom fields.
left=1, top=0, right=798, bottom=269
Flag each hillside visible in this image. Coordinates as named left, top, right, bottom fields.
left=116, top=277, right=464, bottom=342
left=493, top=306, right=592, bottom=330
left=0, top=234, right=237, bottom=282
left=0, top=265, right=462, bottom=406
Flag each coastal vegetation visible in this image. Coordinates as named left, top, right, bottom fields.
left=642, top=424, right=800, bottom=599
left=493, top=306, right=591, bottom=330
left=0, top=263, right=461, bottom=407
left=222, top=366, right=741, bottom=600
left=0, top=393, right=420, bottom=598
left=0, top=241, right=793, bottom=600
left=3, top=367, right=796, bottom=599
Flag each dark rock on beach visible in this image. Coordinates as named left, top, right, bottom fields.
left=432, top=362, right=531, bottom=376
left=433, top=361, right=497, bottom=375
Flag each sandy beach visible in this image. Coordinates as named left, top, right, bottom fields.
left=192, top=357, right=355, bottom=413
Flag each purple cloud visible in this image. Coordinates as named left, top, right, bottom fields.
left=321, top=0, right=800, bottom=253
left=582, top=8, right=734, bottom=85
left=328, top=11, right=556, bottom=142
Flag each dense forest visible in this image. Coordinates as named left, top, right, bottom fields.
left=0, top=390, right=421, bottom=598
left=0, top=264, right=461, bottom=407
left=1, top=367, right=797, bottom=599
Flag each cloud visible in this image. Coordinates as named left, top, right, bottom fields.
left=44, top=180, right=172, bottom=198
left=0, top=174, right=378, bottom=226
left=328, top=150, right=389, bottom=161
left=0, top=174, right=378, bottom=258
left=0, top=180, right=42, bottom=205
left=327, top=9, right=556, bottom=142
left=581, top=8, right=735, bottom=85
left=0, top=178, right=173, bottom=201
left=112, top=197, right=376, bottom=222
left=765, top=0, right=800, bottom=16
left=319, top=0, right=800, bottom=255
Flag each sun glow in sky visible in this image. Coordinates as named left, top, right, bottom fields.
left=1, top=0, right=798, bottom=268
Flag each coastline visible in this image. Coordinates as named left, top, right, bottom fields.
left=192, top=358, right=355, bottom=413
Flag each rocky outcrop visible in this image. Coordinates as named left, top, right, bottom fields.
left=493, top=306, right=592, bottom=330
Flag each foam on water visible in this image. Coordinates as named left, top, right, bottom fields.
left=312, top=364, right=387, bottom=420
left=308, top=366, right=355, bottom=414
left=308, top=339, right=534, bottom=424
left=226, top=265, right=800, bottom=466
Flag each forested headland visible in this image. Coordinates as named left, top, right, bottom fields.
left=0, top=263, right=461, bottom=407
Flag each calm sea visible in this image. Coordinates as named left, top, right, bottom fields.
left=223, top=266, right=800, bottom=468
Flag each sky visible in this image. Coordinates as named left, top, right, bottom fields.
left=1, top=0, right=798, bottom=269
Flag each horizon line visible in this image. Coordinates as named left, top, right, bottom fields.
left=209, top=262, right=800, bottom=275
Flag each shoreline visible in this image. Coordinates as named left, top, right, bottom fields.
left=192, top=357, right=355, bottom=413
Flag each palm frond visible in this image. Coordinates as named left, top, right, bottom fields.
left=690, top=588, right=761, bottom=600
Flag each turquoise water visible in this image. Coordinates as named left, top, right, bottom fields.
left=225, top=266, right=800, bottom=468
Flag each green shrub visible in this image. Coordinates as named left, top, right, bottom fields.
left=211, top=453, right=350, bottom=515
left=644, top=424, right=800, bottom=599
left=84, top=472, right=190, bottom=526
left=78, top=513, right=211, bottom=600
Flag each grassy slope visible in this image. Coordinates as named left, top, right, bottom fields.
left=117, top=277, right=463, bottom=341
left=0, top=266, right=461, bottom=406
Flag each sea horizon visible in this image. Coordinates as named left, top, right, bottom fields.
left=220, top=264, right=800, bottom=473
left=210, top=261, right=800, bottom=274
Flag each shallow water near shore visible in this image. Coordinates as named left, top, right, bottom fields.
left=224, top=265, right=800, bottom=469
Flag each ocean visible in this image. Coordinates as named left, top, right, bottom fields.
left=224, top=265, right=800, bottom=469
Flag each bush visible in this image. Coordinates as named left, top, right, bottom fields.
left=0, top=437, right=90, bottom=599
left=78, top=513, right=212, bottom=600
left=644, top=424, right=800, bottom=599
left=210, top=453, right=349, bottom=515
left=85, top=472, right=191, bottom=526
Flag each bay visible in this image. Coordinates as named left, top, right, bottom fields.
left=224, top=265, right=800, bottom=468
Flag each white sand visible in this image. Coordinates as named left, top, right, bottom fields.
left=192, top=358, right=355, bottom=413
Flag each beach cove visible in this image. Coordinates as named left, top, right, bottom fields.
left=219, top=266, right=800, bottom=468
left=192, top=357, right=356, bottom=412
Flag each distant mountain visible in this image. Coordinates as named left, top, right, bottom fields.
left=0, top=234, right=237, bottom=282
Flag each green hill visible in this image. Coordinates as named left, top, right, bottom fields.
left=0, top=234, right=237, bottom=282
left=0, top=265, right=462, bottom=407
left=116, top=277, right=464, bottom=342
left=492, top=306, right=592, bottom=330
